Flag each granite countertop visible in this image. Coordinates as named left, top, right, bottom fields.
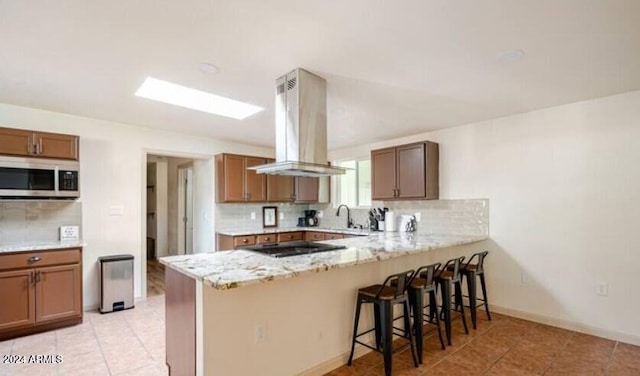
left=0, top=241, right=86, bottom=254
left=160, top=232, right=487, bottom=290
left=216, top=227, right=372, bottom=236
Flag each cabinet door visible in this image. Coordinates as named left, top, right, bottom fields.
left=0, top=270, right=35, bottom=331
left=305, top=232, right=324, bottom=241
left=371, top=147, right=397, bottom=200
left=396, top=143, right=426, bottom=199
left=323, top=233, right=344, bottom=240
left=221, top=154, right=246, bottom=202
left=35, top=264, right=82, bottom=323
left=277, top=232, right=303, bottom=242
left=267, top=173, right=295, bottom=202
left=0, top=127, right=34, bottom=157
left=34, top=132, right=79, bottom=160
left=294, top=177, right=319, bottom=203
left=245, top=157, right=267, bottom=202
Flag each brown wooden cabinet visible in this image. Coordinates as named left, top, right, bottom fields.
left=304, top=231, right=325, bottom=241
left=0, top=247, right=83, bottom=340
left=216, top=231, right=299, bottom=251
left=216, top=154, right=267, bottom=203
left=265, top=158, right=319, bottom=203
left=371, top=141, right=439, bottom=201
left=0, top=127, right=79, bottom=160
left=294, top=176, right=319, bottom=203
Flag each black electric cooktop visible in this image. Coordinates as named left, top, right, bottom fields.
left=243, top=241, right=347, bottom=258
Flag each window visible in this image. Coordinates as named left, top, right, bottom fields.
left=335, top=159, right=371, bottom=207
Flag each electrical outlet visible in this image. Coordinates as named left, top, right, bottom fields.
left=317, top=211, right=323, bottom=218
left=414, top=213, right=421, bottom=222
left=279, top=212, right=284, bottom=220
left=596, top=282, right=609, bottom=296
left=250, top=212, right=256, bottom=220
left=255, top=323, right=266, bottom=344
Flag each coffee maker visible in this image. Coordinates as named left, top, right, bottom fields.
left=297, top=210, right=319, bottom=227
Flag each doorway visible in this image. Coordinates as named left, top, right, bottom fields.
left=145, top=155, right=195, bottom=297
left=178, top=163, right=194, bottom=255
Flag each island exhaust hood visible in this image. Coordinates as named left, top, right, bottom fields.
left=249, top=68, right=346, bottom=177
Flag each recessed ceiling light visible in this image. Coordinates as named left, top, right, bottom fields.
left=135, top=77, right=263, bottom=120
left=198, top=63, right=219, bottom=74
left=496, top=49, right=525, bottom=63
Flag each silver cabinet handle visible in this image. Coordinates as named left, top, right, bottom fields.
left=28, top=256, right=42, bottom=263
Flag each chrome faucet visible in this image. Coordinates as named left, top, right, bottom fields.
left=336, top=204, right=354, bottom=228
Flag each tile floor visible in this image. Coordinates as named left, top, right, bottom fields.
left=325, top=313, right=640, bottom=376
left=0, top=295, right=167, bottom=376
left=2, top=300, right=639, bottom=376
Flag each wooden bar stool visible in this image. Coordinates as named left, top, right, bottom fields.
left=347, top=270, right=419, bottom=376
left=436, top=256, right=469, bottom=345
left=459, top=251, right=491, bottom=329
left=408, top=263, right=446, bottom=364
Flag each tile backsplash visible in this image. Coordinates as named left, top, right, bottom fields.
left=0, top=201, right=82, bottom=245
left=311, top=199, right=489, bottom=236
left=216, top=203, right=308, bottom=233
left=216, top=198, right=488, bottom=236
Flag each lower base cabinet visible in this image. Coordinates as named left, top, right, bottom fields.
left=0, top=248, right=83, bottom=340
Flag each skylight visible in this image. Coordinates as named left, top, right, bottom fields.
left=135, top=77, right=263, bottom=120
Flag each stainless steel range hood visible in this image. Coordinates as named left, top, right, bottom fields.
left=249, top=68, right=346, bottom=177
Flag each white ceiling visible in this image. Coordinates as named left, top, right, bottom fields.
left=1, top=0, right=639, bottom=149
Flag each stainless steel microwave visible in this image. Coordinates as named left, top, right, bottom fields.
left=0, top=156, right=79, bottom=199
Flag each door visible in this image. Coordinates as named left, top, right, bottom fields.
left=0, top=128, right=34, bottom=157
left=294, top=177, right=319, bottom=203
left=0, top=269, right=35, bottom=331
left=35, top=264, right=82, bottom=323
left=34, top=132, right=79, bottom=160
left=371, top=147, right=397, bottom=200
left=396, top=143, right=425, bottom=198
left=245, top=157, right=267, bottom=202
left=222, top=154, right=245, bottom=202
left=266, top=159, right=295, bottom=202
left=178, top=165, right=194, bottom=255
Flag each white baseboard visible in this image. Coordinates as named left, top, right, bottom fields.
left=491, top=304, right=640, bottom=346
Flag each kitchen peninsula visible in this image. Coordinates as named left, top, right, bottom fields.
left=160, top=231, right=488, bottom=375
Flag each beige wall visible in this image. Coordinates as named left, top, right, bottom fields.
left=331, top=89, right=640, bottom=343
left=0, top=102, right=273, bottom=309
left=203, top=241, right=485, bottom=375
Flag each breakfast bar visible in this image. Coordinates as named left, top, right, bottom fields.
left=160, top=231, right=488, bottom=375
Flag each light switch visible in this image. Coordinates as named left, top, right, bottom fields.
left=109, top=205, right=125, bottom=216
left=250, top=212, right=256, bottom=220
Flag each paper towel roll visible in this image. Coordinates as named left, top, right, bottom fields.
left=385, top=211, right=396, bottom=232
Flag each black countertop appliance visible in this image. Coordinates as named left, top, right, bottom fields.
left=298, top=209, right=319, bottom=227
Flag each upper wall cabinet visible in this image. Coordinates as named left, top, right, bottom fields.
left=217, top=155, right=322, bottom=204
left=0, top=127, right=79, bottom=161
left=371, top=141, right=439, bottom=201
left=216, top=154, right=267, bottom=203
left=265, top=159, right=319, bottom=203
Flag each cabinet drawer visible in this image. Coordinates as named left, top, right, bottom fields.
left=305, top=232, right=324, bottom=241
left=323, top=233, right=344, bottom=240
left=277, top=232, right=303, bottom=242
left=256, top=234, right=277, bottom=244
left=233, top=236, right=256, bottom=248
left=0, top=248, right=81, bottom=271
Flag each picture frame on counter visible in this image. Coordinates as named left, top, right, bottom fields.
left=263, top=206, right=278, bottom=228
